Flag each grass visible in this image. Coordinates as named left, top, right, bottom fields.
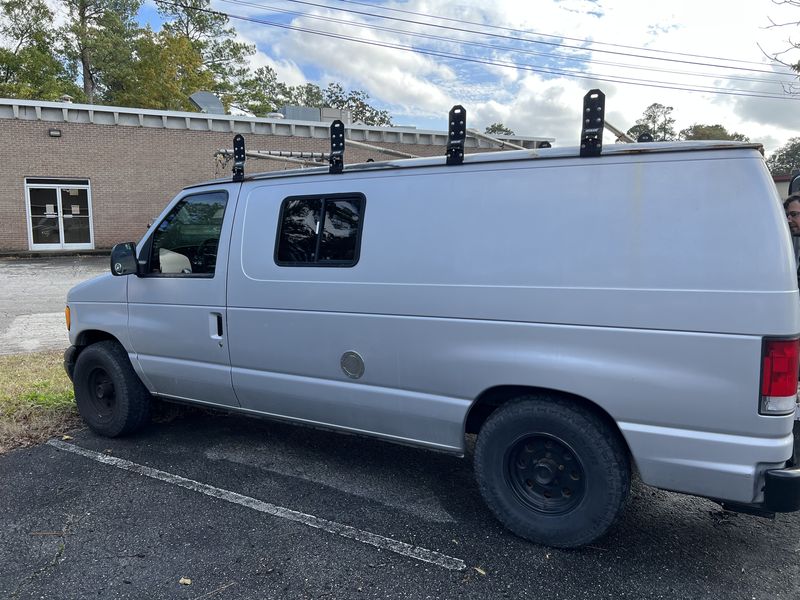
left=0, top=351, right=80, bottom=454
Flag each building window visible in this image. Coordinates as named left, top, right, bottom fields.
left=25, top=178, right=93, bottom=250
left=275, top=194, right=365, bottom=267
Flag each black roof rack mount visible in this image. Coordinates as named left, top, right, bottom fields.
left=232, top=134, right=245, bottom=181
left=446, top=105, right=466, bottom=166
left=329, top=120, right=345, bottom=174
left=580, top=89, right=605, bottom=158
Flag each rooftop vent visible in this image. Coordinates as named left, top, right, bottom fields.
left=189, top=91, right=225, bottom=115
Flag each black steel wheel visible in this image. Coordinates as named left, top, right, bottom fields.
left=474, top=395, right=630, bottom=548
left=505, top=434, right=586, bottom=515
left=85, top=367, right=117, bottom=426
left=73, top=341, right=151, bottom=437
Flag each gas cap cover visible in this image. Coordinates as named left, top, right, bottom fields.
left=340, top=351, right=365, bottom=379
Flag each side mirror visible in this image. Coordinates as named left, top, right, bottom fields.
left=110, top=242, right=139, bottom=276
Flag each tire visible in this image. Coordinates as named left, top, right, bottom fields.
left=73, top=341, right=151, bottom=437
left=474, top=395, right=630, bottom=548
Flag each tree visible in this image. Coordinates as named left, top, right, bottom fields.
left=766, top=137, right=800, bottom=174
left=230, top=65, right=283, bottom=116
left=156, top=0, right=254, bottom=95
left=764, top=0, right=800, bottom=93
left=62, top=0, right=143, bottom=103
left=0, top=0, right=82, bottom=100
left=321, top=83, right=391, bottom=126
left=108, top=29, right=215, bottom=111
left=228, top=70, right=323, bottom=116
left=485, top=123, right=515, bottom=136
left=285, top=82, right=324, bottom=108
left=679, top=124, right=750, bottom=141
left=230, top=76, right=392, bottom=125
left=626, top=103, right=677, bottom=141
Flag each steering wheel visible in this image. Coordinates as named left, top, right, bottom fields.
left=194, top=238, right=219, bottom=272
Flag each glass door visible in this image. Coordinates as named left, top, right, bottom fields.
left=60, top=188, right=92, bottom=246
left=26, top=180, right=94, bottom=250
left=27, top=188, right=62, bottom=249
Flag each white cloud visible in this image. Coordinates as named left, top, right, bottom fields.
left=247, top=51, right=307, bottom=86
left=208, top=0, right=800, bottom=153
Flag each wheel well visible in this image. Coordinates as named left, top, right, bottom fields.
left=75, top=329, right=118, bottom=348
left=465, top=385, right=632, bottom=457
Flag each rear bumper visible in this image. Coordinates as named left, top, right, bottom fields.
left=719, top=420, right=800, bottom=516
left=764, top=461, right=800, bottom=512
left=764, top=419, right=800, bottom=512
left=621, top=419, right=797, bottom=506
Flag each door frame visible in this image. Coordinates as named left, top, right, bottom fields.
left=24, top=178, right=94, bottom=251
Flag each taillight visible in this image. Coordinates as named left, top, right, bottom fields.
left=760, top=338, right=799, bottom=415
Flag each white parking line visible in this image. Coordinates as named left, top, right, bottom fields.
left=47, top=439, right=467, bottom=572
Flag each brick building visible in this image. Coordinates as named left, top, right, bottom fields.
left=0, top=98, right=551, bottom=253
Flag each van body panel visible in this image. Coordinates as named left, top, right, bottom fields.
left=67, top=272, right=126, bottom=305
left=66, top=141, right=800, bottom=520
left=231, top=152, right=799, bottom=336
left=227, top=309, right=775, bottom=448
left=620, top=422, right=793, bottom=503
left=231, top=363, right=468, bottom=451
left=67, top=274, right=132, bottom=350
left=220, top=146, right=799, bottom=503
left=126, top=184, right=241, bottom=408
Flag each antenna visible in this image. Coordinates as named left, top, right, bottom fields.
left=189, top=91, right=225, bottom=115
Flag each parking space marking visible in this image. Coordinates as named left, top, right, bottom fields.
left=47, top=440, right=467, bottom=571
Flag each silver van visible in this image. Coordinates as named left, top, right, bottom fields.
left=64, top=97, right=800, bottom=548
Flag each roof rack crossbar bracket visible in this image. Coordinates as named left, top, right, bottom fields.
left=232, top=134, right=246, bottom=181
left=446, top=105, right=466, bottom=166
left=329, top=120, right=345, bottom=174
left=580, top=89, right=605, bottom=158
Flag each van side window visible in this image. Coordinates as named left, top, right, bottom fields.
left=147, top=191, right=228, bottom=277
left=275, top=194, right=365, bottom=267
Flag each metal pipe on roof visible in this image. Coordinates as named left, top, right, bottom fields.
left=345, top=139, right=419, bottom=159
left=250, top=153, right=320, bottom=166
left=216, top=149, right=321, bottom=167
left=604, top=121, right=635, bottom=143
left=466, top=129, right=527, bottom=151
left=264, top=150, right=328, bottom=159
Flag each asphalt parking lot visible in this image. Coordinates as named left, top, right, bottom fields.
left=0, top=255, right=108, bottom=355
left=2, top=408, right=800, bottom=600
left=1, top=255, right=800, bottom=599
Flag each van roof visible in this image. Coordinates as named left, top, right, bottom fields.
left=187, top=140, right=764, bottom=190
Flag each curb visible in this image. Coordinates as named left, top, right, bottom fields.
left=0, top=251, right=110, bottom=259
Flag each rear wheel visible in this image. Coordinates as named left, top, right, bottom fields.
left=474, top=395, right=630, bottom=548
left=73, top=341, right=151, bottom=437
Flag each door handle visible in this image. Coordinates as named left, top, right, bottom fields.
left=209, top=312, right=223, bottom=339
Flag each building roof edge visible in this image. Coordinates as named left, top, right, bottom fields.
left=0, top=97, right=553, bottom=148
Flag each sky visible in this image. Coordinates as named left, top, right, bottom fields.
left=141, top=0, right=800, bottom=154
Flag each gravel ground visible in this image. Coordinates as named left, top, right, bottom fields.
left=0, top=256, right=108, bottom=355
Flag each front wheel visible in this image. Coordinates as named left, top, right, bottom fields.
left=73, top=341, right=151, bottom=437
left=474, top=395, right=630, bottom=548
